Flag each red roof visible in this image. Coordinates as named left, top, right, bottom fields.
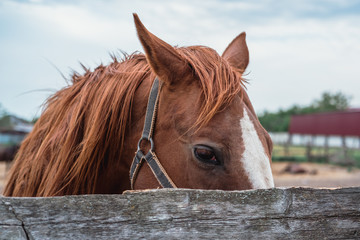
left=289, top=109, right=360, bottom=136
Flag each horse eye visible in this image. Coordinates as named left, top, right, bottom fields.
left=194, top=146, right=220, bottom=165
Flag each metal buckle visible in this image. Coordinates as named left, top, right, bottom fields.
left=137, top=137, right=154, bottom=154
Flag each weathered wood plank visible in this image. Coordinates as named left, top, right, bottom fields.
left=1, top=187, right=359, bottom=239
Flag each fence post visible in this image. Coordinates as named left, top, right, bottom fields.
left=285, top=133, right=292, bottom=157
left=324, top=135, right=329, bottom=162
left=1, top=188, right=360, bottom=239
left=306, top=135, right=314, bottom=162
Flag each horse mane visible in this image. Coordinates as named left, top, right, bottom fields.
left=179, top=46, right=245, bottom=129
left=4, top=46, right=245, bottom=197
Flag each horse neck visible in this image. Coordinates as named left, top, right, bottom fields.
left=94, top=75, right=153, bottom=194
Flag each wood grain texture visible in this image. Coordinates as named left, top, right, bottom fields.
left=1, top=187, right=360, bottom=239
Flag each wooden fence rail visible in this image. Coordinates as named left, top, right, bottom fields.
left=1, top=187, right=360, bottom=239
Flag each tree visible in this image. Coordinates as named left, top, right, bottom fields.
left=0, top=103, right=7, bottom=117
left=312, top=92, right=350, bottom=112
left=258, top=91, right=351, bottom=132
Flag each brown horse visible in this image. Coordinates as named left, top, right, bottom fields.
left=3, top=14, right=274, bottom=197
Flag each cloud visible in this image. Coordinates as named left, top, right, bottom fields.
left=246, top=22, right=360, bottom=112
left=0, top=0, right=360, bottom=119
left=1, top=1, right=132, bottom=46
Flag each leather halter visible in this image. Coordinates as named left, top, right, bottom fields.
left=129, top=78, right=177, bottom=189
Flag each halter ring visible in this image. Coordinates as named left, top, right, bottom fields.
left=137, top=137, right=154, bottom=153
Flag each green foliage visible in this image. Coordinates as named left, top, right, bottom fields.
left=0, top=103, right=7, bottom=117
left=313, top=92, right=350, bottom=112
left=31, top=117, right=39, bottom=124
left=258, top=91, right=351, bottom=132
left=0, top=103, right=37, bottom=123
left=257, top=110, right=291, bottom=132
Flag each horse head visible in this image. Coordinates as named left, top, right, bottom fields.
left=130, top=14, right=274, bottom=190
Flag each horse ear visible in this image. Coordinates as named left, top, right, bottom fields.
left=222, top=32, right=249, bottom=74
left=133, top=14, right=189, bottom=86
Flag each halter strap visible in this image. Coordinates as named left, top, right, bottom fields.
left=129, top=78, right=177, bottom=189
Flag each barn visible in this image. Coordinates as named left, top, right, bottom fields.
left=0, top=115, right=33, bottom=162
left=288, top=109, right=360, bottom=164
left=0, top=115, right=32, bottom=145
left=289, top=108, right=360, bottom=137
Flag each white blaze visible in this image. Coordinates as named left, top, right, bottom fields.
left=240, top=109, right=274, bottom=189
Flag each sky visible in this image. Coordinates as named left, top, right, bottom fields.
left=1, top=0, right=360, bottom=120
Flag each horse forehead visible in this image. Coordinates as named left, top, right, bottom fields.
left=239, top=108, right=274, bottom=189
